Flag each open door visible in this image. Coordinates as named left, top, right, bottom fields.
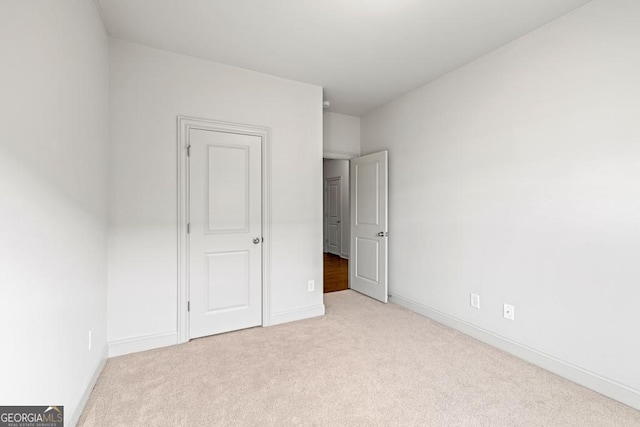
left=350, top=151, right=388, bottom=303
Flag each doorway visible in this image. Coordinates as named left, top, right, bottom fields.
left=322, top=151, right=389, bottom=301
left=323, top=158, right=350, bottom=293
left=177, top=116, right=272, bottom=344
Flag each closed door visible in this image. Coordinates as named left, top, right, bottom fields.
left=350, top=151, right=388, bottom=303
left=326, top=177, right=341, bottom=256
left=189, top=128, right=262, bottom=339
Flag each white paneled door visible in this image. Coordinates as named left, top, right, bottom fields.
left=189, top=128, right=262, bottom=339
left=326, top=177, right=342, bottom=256
left=350, top=151, right=388, bottom=303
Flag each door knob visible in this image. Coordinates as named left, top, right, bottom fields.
left=253, top=237, right=261, bottom=244
left=337, top=220, right=341, bottom=224
left=377, top=232, right=388, bottom=237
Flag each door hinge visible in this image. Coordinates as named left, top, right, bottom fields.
left=187, top=301, right=190, bottom=312
left=187, top=223, right=190, bottom=234
left=186, top=145, right=191, bottom=156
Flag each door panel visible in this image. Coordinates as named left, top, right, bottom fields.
left=355, top=162, right=379, bottom=226
left=350, top=151, right=388, bottom=303
left=355, top=237, right=379, bottom=283
left=328, top=224, right=340, bottom=248
left=190, top=128, right=262, bottom=339
left=206, top=251, right=249, bottom=312
left=206, top=146, right=249, bottom=233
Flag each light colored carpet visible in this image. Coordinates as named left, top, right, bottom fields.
left=80, top=290, right=640, bottom=426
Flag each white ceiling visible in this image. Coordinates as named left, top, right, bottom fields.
left=98, top=0, right=593, bottom=116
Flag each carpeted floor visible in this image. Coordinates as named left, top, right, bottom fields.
left=79, top=291, right=640, bottom=426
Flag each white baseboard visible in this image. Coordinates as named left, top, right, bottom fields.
left=270, top=304, right=325, bottom=326
left=107, top=305, right=326, bottom=356
left=68, top=344, right=108, bottom=427
left=389, top=293, right=640, bottom=411
left=108, top=331, right=178, bottom=358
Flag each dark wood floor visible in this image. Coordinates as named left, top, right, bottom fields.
left=323, top=252, right=349, bottom=293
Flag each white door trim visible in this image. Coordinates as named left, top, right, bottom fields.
left=323, top=150, right=358, bottom=160
left=177, top=116, right=272, bottom=344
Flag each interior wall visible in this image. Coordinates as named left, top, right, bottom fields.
left=108, top=39, right=324, bottom=354
left=323, top=160, right=350, bottom=258
left=0, top=0, right=109, bottom=423
left=323, top=112, right=361, bottom=156
left=361, top=0, right=640, bottom=400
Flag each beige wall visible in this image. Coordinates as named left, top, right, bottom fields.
left=323, top=112, right=361, bottom=156
left=362, top=0, right=640, bottom=407
left=108, top=40, right=324, bottom=354
left=0, top=1, right=110, bottom=423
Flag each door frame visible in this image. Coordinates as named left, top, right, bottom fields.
left=177, top=116, right=272, bottom=344
left=323, top=151, right=357, bottom=291
left=323, top=150, right=358, bottom=160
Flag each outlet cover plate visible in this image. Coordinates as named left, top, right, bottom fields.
left=504, top=303, right=515, bottom=320
left=470, top=294, right=480, bottom=309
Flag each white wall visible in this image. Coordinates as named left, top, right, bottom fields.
left=108, top=40, right=324, bottom=354
left=0, top=0, right=109, bottom=424
left=323, top=160, right=350, bottom=258
left=362, top=0, right=640, bottom=407
left=323, top=112, right=361, bottom=157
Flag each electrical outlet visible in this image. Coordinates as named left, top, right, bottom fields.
left=88, top=330, right=92, bottom=350
left=308, top=280, right=315, bottom=292
left=470, top=293, right=480, bottom=309
left=504, top=304, right=515, bottom=320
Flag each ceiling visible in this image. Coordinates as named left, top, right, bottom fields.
left=97, top=0, right=593, bottom=116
